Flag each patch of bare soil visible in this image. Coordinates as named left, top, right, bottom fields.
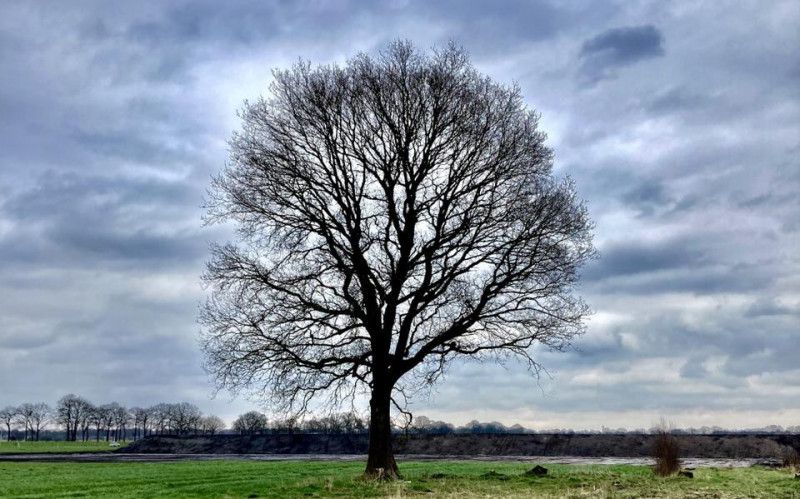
left=119, top=433, right=800, bottom=460
left=0, top=452, right=781, bottom=468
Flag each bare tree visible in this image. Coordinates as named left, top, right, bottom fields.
left=16, top=404, right=34, bottom=441
left=411, top=415, right=454, bottom=435
left=148, top=405, right=168, bottom=436
left=303, top=413, right=364, bottom=434
left=112, top=404, right=129, bottom=441
left=28, top=403, right=51, bottom=441
left=143, top=406, right=159, bottom=437
left=99, top=404, right=121, bottom=441
left=232, top=411, right=268, bottom=435
left=201, top=41, right=595, bottom=478
left=56, top=394, right=92, bottom=441
left=89, top=406, right=104, bottom=442
left=150, top=403, right=171, bottom=435
left=199, top=415, right=226, bottom=436
left=270, top=416, right=299, bottom=434
left=340, top=412, right=366, bottom=434
left=79, top=404, right=94, bottom=442
left=0, top=406, right=17, bottom=441
left=130, top=407, right=151, bottom=440
left=167, top=402, right=202, bottom=436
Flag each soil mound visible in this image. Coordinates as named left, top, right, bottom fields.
left=121, top=433, right=800, bottom=459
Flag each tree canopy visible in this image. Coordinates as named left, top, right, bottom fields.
left=201, top=40, right=595, bottom=477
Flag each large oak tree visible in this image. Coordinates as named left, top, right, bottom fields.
left=201, top=41, right=595, bottom=478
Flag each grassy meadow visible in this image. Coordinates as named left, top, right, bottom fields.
left=0, top=460, right=797, bottom=498
left=0, top=440, right=129, bottom=454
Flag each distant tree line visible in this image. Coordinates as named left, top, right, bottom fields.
left=401, top=417, right=800, bottom=436
left=4, top=398, right=796, bottom=441
left=226, top=413, right=531, bottom=436
left=0, top=395, right=225, bottom=442
left=230, top=411, right=369, bottom=435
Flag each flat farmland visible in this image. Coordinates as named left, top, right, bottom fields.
left=0, top=460, right=797, bottom=498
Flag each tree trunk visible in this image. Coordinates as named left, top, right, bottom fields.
left=364, top=387, right=399, bottom=479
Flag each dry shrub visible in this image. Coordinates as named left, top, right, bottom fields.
left=652, top=418, right=681, bottom=477
left=783, top=450, right=800, bottom=470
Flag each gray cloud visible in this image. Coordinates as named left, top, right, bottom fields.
left=745, top=298, right=799, bottom=318
left=1, top=172, right=209, bottom=269
left=584, top=238, right=707, bottom=281
left=647, top=86, right=711, bottom=115
left=0, top=0, right=798, bottom=429
left=581, top=25, right=664, bottom=62
left=579, top=25, right=664, bottom=82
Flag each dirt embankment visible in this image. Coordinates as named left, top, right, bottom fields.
left=121, top=433, right=800, bottom=459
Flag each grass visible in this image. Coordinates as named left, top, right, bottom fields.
left=0, top=460, right=797, bottom=498
left=0, top=440, right=130, bottom=454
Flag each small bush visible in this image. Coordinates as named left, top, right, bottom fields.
left=652, top=419, right=681, bottom=477
left=783, top=450, right=800, bottom=470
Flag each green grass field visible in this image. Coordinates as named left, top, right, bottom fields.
left=0, top=460, right=797, bottom=498
left=0, top=440, right=129, bottom=454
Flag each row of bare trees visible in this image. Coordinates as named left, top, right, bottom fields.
left=233, top=412, right=800, bottom=437
left=231, top=411, right=368, bottom=435
left=0, top=403, right=52, bottom=441
left=0, top=395, right=225, bottom=442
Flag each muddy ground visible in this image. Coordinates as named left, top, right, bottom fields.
left=0, top=452, right=781, bottom=468
left=4, top=433, right=794, bottom=466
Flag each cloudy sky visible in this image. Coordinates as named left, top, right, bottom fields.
left=1, top=0, right=798, bottom=430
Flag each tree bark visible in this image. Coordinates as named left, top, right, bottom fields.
left=364, top=387, right=399, bottom=479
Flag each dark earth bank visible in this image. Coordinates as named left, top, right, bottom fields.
left=120, top=433, right=800, bottom=459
